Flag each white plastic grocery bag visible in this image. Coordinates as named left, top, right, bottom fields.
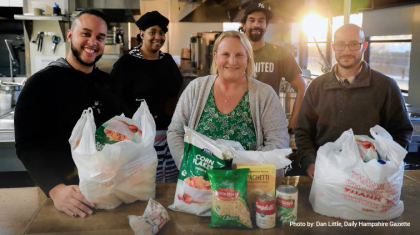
left=309, top=125, right=407, bottom=220
left=232, top=149, right=293, bottom=170
left=69, top=101, right=158, bottom=209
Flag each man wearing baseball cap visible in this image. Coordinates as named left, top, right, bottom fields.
left=240, top=2, right=307, bottom=134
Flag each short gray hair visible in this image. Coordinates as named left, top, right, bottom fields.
left=334, top=24, right=365, bottom=43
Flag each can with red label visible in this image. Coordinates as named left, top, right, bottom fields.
left=276, top=185, right=298, bottom=223
left=256, top=194, right=276, bottom=229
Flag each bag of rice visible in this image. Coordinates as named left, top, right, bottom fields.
left=207, top=168, right=252, bottom=229
left=168, top=127, right=233, bottom=216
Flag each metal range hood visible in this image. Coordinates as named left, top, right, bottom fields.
left=179, top=0, right=251, bottom=22
left=179, top=0, right=420, bottom=23
left=178, top=0, right=325, bottom=23
left=73, top=0, right=140, bottom=23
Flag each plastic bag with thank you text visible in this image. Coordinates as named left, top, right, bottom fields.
left=309, top=125, right=407, bottom=220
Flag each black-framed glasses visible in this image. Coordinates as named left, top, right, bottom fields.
left=333, top=42, right=362, bottom=51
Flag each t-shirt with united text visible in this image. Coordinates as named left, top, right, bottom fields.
left=253, top=42, right=302, bottom=94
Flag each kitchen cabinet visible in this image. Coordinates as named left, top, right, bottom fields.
left=10, top=0, right=23, bottom=7
left=0, top=0, right=23, bottom=7
left=0, top=0, right=9, bottom=7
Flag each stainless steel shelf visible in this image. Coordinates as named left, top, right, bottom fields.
left=13, top=15, right=68, bottom=42
left=14, top=15, right=68, bottom=21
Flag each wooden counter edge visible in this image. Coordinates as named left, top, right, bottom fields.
left=23, top=192, right=48, bottom=235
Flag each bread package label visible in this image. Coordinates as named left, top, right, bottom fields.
left=236, top=164, right=276, bottom=212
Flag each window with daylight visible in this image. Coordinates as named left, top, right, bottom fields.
left=367, top=35, right=412, bottom=91
left=223, top=22, right=241, bottom=32
left=305, top=16, right=328, bottom=76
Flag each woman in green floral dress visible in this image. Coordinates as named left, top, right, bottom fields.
left=168, top=31, right=289, bottom=167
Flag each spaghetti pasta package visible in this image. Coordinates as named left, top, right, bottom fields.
left=169, top=127, right=232, bottom=216
left=236, top=164, right=276, bottom=213
left=208, top=168, right=253, bottom=229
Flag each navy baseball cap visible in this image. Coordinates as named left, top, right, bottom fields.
left=243, top=2, right=273, bottom=21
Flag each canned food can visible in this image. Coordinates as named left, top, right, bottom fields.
left=256, top=194, right=276, bottom=229
left=276, top=185, right=298, bottom=223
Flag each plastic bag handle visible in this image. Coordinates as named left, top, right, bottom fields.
left=132, top=100, right=156, bottom=142
left=74, top=108, right=97, bottom=155
left=370, top=125, right=407, bottom=167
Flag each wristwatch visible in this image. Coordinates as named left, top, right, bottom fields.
left=288, top=128, right=294, bottom=135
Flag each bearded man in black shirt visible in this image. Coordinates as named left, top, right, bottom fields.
left=14, top=9, right=122, bottom=218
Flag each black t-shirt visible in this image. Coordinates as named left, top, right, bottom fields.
left=14, top=64, right=122, bottom=195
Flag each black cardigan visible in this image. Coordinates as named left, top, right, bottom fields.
left=111, top=53, right=183, bottom=130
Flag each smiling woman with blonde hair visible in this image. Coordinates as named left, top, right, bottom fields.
left=168, top=30, right=289, bottom=168
left=209, top=31, right=256, bottom=78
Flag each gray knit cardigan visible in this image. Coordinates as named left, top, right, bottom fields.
left=167, top=75, right=289, bottom=168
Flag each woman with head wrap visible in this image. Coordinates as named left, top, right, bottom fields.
left=111, top=11, right=183, bottom=183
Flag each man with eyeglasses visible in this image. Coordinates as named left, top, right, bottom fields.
left=295, top=24, right=413, bottom=179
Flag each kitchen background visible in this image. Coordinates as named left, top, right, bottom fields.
left=1, top=0, right=420, bottom=187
